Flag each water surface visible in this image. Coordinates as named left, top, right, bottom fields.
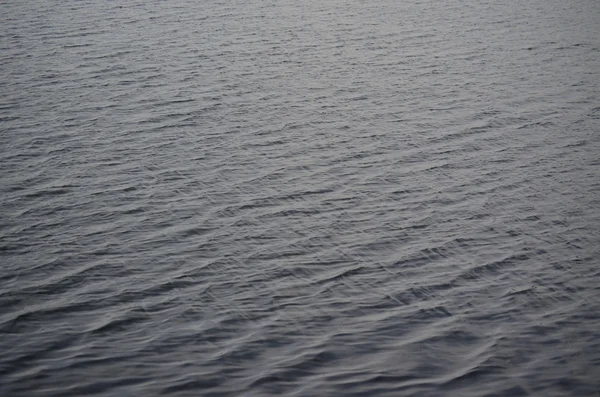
left=1, top=0, right=599, bottom=396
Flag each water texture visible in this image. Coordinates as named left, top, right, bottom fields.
left=1, top=0, right=599, bottom=396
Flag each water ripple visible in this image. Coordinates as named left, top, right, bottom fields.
left=1, top=0, right=599, bottom=396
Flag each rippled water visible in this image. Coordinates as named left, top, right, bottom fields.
left=1, top=0, right=599, bottom=396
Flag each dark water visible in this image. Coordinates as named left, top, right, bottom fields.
left=1, top=0, right=599, bottom=396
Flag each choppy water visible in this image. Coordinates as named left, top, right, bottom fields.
left=1, top=0, right=599, bottom=396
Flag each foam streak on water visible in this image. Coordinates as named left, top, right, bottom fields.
left=1, top=0, right=599, bottom=396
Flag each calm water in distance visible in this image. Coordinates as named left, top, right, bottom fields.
left=1, top=0, right=599, bottom=396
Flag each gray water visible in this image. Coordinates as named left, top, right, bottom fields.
left=1, top=0, right=599, bottom=396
